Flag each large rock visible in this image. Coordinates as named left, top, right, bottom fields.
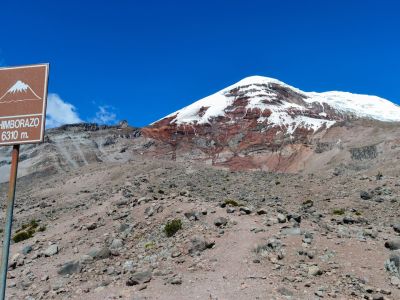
left=385, top=239, right=400, bottom=251
left=126, top=270, right=152, bottom=286
left=393, top=224, right=400, bottom=234
left=188, top=235, right=214, bottom=255
left=214, top=217, right=228, bottom=227
left=58, top=261, right=82, bottom=275
left=360, top=191, right=372, bottom=200
left=385, top=252, right=400, bottom=278
left=88, top=247, right=112, bottom=260
left=184, top=211, right=200, bottom=221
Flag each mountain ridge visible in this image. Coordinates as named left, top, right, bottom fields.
left=143, top=76, right=400, bottom=171
left=157, top=75, right=400, bottom=127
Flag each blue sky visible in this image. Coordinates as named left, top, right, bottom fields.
left=1, top=0, right=399, bottom=127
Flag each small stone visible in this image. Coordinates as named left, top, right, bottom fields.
left=277, top=213, right=286, bottom=223
left=390, top=276, right=400, bottom=286
left=79, top=254, right=94, bottom=264
left=21, top=245, right=33, bottom=255
left=110, top=239, right=123, bottom=249
left=315, top=290, right=324, bottom=297
left=7, top=282, right=16, bottom=288
left=52, top=280, right=65, bottom=291
left=170, top=276, right=182, bottom=285
left=188, top=235, right=214, bottom=255
left=86, top=222, right=97, bottom=230
left=303, top=238, right=313, bottom=244
left=41, top=275, right=49, bottom=281
left=226, top=207, right=236, bottom=214
left=281, top=227, right=301, bottom=236
left=393, top=224, right=400, bottom=234
left=239, top=207, right=252, bottom=214
left=308, top=266, right=322, bottom=276
left=277, top=287, right=293, bottom=296
left=214, top=217, right=228, bottom=227
left=119, top=223, right=130, bottom=232
left=123, top=260, right=136, bottom=273
left=144, top=206, right=155, bottom=217
left=288, top=213, right=302, bottom=223
left=184, top=211, right=200, bottom=221
left=171, top=251, right=182, bottom=258
left=44, top=244, right=59, bottom=257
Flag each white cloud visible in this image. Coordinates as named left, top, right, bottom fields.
left=91, top=105, right=117, bottom=125
left=46, top=93, right=82, bottom=128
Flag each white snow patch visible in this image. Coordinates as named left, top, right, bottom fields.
left=164, top=91, right=233, bottom=124
left=306, top=91, right=400, bottom=122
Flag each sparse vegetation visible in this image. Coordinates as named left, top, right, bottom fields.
left=12, top=231, right=33, bottom=243
left=224, top=199, right=242, bottom=207
left=332, top=208, right=346, bottom=215
left=12, top=219, right=43, bottom=243
left=144, top=241, right=155, bottom=249
left=164, top=219, right=182, bottom=237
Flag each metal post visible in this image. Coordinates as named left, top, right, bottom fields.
left=0, top=144, right=20, bottom=300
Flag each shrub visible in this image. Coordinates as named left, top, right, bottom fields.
left=144, top=241, right=155, bottom=249
left=332, top=208, right=345, bottom=215
left=12, top=231, right=33, bottom=243
left=164, top=219, right=182, bottom=237
left=224, top=199, right=241, bottom=207
left=12, top=219, right=43, bottom=243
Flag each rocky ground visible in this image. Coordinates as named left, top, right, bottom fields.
left=0, top=156, right=400, bottom=300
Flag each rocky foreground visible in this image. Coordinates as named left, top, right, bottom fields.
left=0, top=156, right=399, bottom=300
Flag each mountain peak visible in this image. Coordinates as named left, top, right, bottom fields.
left=159, top=75, right=400, bottom=127
left=144, top=75, right=400, bottom=172
left=232, top=75, right=287, bottom=86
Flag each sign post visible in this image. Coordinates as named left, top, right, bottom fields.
left=0, top=64, right=49, bottom=300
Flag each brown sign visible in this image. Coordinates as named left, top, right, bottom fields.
left=0, top=64, right=49, bottom=145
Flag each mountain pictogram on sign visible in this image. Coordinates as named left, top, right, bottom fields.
left=0, top=80, right=42, bottom=104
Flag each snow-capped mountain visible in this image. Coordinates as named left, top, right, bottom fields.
left=0, top=80, right=41, bottom=103
left=143, top=76, right=400, bottom=171
left=158, top=76, right=400, bottom=131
